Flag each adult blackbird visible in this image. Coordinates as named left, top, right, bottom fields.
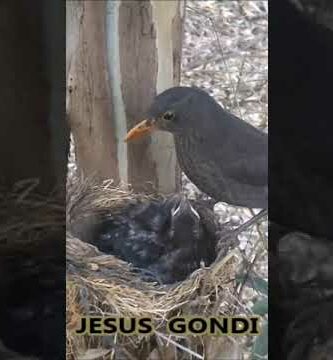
left=125, top=86, right=268, bottom=209
left=79, top=194, right=218, bottom=284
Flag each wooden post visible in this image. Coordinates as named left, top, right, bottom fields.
left=107, top=0, right=185, bottom=194
left=67, top=1, right=120, bottom=183
left=67, top=0, right=185, bottom=194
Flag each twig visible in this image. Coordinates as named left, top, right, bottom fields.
left=154, top=331, right=204, bottom=360
left=215, top=209, right=268, bottom=262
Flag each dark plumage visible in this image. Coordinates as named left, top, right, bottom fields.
left=126, top=86, right=267, bottom=209
left=0, top=238, right=65, bottom=360
left=81, top=194, right=218, bottom=284
left=277, top=231, right=333, bottom=359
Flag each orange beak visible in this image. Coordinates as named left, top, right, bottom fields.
left=124, top=119, right=156, bottom=142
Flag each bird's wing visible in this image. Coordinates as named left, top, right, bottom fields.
left=209, top=112, right=267, bottom=184
left=205, top=160, right=267, bottom=208
left=190, top=136, right=267, bottom=207
left=190, top=105, right=268, bottom=187
left=212, top=152, right=267, bottom=186
left=200, top=134, right=267, bottom=187
left=148, top=248, right=199, bottom=284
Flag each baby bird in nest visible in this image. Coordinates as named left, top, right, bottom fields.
left=84, top=194, right=219, bottom=284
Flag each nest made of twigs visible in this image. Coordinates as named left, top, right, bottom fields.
left=0, top=179, right=64, bottom=249
left=66, top=179, right=242, bottom=360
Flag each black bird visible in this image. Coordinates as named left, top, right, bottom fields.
left=125, top=86, right=268, bottom=209
left=81, top=194, right=218, bottom=284
left=147, top=195, right=218, bottom=284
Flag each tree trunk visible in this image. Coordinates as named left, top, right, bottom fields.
left=67, top=0, right=120, bottom=183
left=107, top=0, right=185, bottom=194
left=67, top=0, right=185, bottom=194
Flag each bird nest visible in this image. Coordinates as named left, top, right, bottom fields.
left=66, top=179, right=242, bottom=360
left=0, top=179, right=64, bottom=249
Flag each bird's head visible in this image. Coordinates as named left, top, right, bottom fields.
left=125, top=87, right=204, bottom=142
left=124, top=109, right=178, bottom=142
left=166, top=194, right=202, bottom=245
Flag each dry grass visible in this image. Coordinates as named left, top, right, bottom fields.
left=66, top=178, right=245, bottom=360
left=0, top=179, right=64, bottom=248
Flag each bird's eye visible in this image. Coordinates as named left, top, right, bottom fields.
left=163, top=111, right=175, bottom=121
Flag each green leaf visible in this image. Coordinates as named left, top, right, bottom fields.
left=235, top=273, right=245, bottom=285
left=236, top=273, right=268, bottom=296
left=252, top=297, right=268, bottom=316
left=250, top=276, right=268, bottom=296
left=252, top=320, right=268, bottom=360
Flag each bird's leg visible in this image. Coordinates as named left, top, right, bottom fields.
left=215, top=209, right=268, bottom=262
left=231, top=209, right=268, bottom=238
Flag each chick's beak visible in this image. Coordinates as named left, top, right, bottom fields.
left=171, top=195, right=189, bottom=217
left=124, top=119, right=156, bottom=142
